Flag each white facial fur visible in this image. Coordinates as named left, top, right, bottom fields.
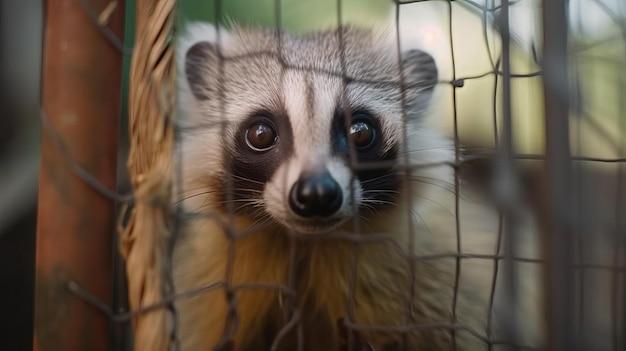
left=176, top=23, right=451, bottom=234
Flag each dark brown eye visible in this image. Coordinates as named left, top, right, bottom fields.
left=245, top=122, right=278, bottom=152
left=349, top=120, right=376, bottom=149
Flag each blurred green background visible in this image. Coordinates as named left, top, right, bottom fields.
left=178, top=0, right=390, bottom=32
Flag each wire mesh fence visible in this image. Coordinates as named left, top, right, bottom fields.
left=34, top=0, right=626, bottom=350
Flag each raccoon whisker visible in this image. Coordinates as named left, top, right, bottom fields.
left=359, top=176, right=461, bottom=216
left=409, top=178, right=456, bottom=195
left=175, top=190, right=216, bottom=204
left=411, top=175, right=455, bottom=187
left=177, top=185, right=264, bottom=205
left=227, top=174, right=266, bottom=186
left=358, top=205, right=394, bottom=225
left=252, top=214, right=273, bottom=226
left=230, top=188, right=265, bottom=194
left=178, top=189, right=216, bottom=197
left=191, top=201, right=268, bottom=222
left=215, top=197, right=264, bottom=211
left=360, top=173, right=399, bottom=185
left=362, top=190, right=400, bottom=196
left=228, top=202, right=265, bottom=214
left=360, top=170, right=448, bottom=187
left=403, top=144, right=495, bottom=154
left=358, top=205, right=379, bottom=218
left=411, top=195, right=455, bottom=218
left=362, top=189, right=400, bottom=194
left=410, top=177, right=479, bottom=204
left=248, top=204, right=270, bottom=217
left=176, top=186, right=214, bottom=195
left=361, top=188, right=455, bottom=218
left=242, top=208, right=267, bottom=220
left=179, top=189, right=264, bottom=209
left=224, top=202, right=266, bottom=214
left=400, top=145, right=459, bottom=154
left=355, top=214, right=372, bottom=224
left=361, top=199, right=399, bottom=207
left=238, top=216, right=275, bottom=239
left=358, top=209, right=376, bottom=220
left=409, top=208, right=435, bottom=240
left=253, top=212, right=272, bottom=223
left=219, top=198, right=265, bottom=204
left=189, top=203, right=217, bottom=215
left=359, top=203, right=377, bottom=211
left=361, top=191, right=401, bottom=201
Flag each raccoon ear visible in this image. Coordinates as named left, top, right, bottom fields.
left=179, top=23, right=232, bottom=101
left=401, top=49, right=438, bottom=109
left=185, top=41, right=217, bottom=101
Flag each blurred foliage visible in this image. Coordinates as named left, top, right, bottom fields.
left=178, top=0, right=391, bottom=33
left=570, top=39, right=626, bottom=160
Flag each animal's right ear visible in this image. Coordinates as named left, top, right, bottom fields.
left=401, top=49, right=438, bottom=100
left=179, top=23, right=231, bottom=101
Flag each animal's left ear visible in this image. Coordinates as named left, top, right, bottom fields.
left=177, top=23, right=232, bottom=101
left=401, top=49, right=438, bottom=114
left=184, top=41, right=218, bottom=101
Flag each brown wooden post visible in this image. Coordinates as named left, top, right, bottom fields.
left=34, top=1, right=124, bottom=350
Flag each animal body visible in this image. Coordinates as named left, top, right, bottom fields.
left=173, top=23, right=487, bottom=350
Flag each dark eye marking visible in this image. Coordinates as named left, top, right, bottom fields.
left=215, top=109, right=293, bottom=217
left=331, top=106, right=399, bottom=211
left=331, top=107, right=383, bottom=158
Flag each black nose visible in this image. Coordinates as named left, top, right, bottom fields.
left=289, top=172, right=343, bottom=218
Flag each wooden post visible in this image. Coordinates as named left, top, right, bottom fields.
left=34, top=0, right=124, bottom=350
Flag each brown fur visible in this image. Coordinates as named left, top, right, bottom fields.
left=172, top=195, right=481, bottom=351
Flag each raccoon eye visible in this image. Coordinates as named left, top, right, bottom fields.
left=349, top=120, right=376, bottom=149
left=246, top=122, right=278, bottom=152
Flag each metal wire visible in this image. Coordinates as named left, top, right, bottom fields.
left=37, top=0, right=626, bottom=350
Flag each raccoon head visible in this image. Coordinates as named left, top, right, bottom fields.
left=177, top=23, right=447, bottom=234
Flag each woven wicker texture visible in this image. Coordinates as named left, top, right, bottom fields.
left=120, top=0, right=175, bottom=350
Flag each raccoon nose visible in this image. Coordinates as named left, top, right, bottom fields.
left=289, top=172, right=343, bottom=217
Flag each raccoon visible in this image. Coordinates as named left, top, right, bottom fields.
left=173, top=23, right=485, bottom=350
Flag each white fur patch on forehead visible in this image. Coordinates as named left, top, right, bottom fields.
left=282, top=70, right=342, bottom=164
left=281, top=71, right=308, bottom=141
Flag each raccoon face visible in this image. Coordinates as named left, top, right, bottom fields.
left=177, top=24, right=440, bottom=234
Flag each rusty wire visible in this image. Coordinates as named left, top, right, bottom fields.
left=38, top=0, right=626, bottom=350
